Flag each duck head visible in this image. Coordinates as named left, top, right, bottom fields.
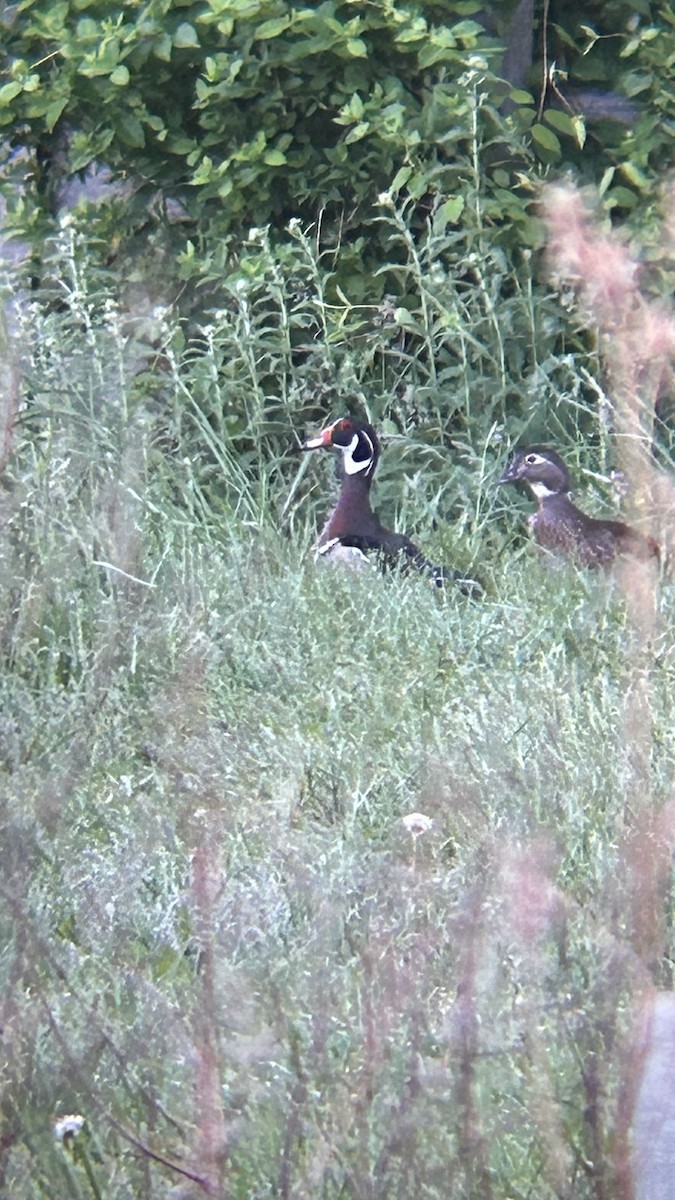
left=498, top=446, right=572, bottom=500
left=302, top=416, right=380, bottom=481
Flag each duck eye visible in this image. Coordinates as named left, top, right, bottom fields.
left=525, top=454, right=539, bottom=465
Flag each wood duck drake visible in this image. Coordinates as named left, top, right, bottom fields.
left=498, top=445, right=660, bottom=566
left=302, top=416, right=483, bottom=596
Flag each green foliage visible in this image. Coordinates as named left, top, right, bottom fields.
left=0, top=0, right=500, bottom=231
left=2, top=0, right=674, bottom=267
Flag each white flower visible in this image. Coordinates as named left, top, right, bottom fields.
left=401, top=812, right=434, bottom=837
left=54, top=1114, right=85, bottom=1141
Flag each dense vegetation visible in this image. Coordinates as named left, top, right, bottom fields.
left=1, top=1, right=674, bottom=1196
left=3, top=0, right=675, bottom=285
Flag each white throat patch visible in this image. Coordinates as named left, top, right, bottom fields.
left=343, top=431, right=374, bottom=475
left=528, top=479, right=559, bottom=500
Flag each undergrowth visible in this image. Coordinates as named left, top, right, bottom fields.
left=0, top=216, right=673, bottom=1199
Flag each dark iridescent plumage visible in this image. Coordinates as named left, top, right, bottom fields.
left=302, top=417, right=483, bottom=596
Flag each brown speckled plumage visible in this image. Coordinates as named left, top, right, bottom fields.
left=499, top=446, right=660, bottom=567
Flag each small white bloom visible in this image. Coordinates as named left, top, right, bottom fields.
left=401, top=812, right=434, bottom=837
left=377, top=191, right=393, bottom=206
left=54, top=1114, right=85, bottom=1141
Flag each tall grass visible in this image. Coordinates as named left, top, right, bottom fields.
left=0, top=202, right=673, bottom=1198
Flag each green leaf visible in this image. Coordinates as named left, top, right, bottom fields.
left=620, top=36, right=642, bottom=58
left=174, top=22, right=200, bottom=49
left=543, top=108, right=586, bottom=150
left=45, top=95, right=69, bottom=130
left=607, top=186, right=638, bottom=209
left=153, top=33, right=173, bottom=62
left=191, top=154, right=214, bottom=184
left=453, top=18, right=484, bottom=39
left=110, top=65, right=130, bottom=86
left=620, top=161, right=650, bottom=190
left=389, top=165, right=413, bottom=194
left=622, top=71, right=652, bottom=98
left=76, top=17, right=98, bottom=39
left=0, top=81, right=22, bottom=103
left=549, top=23, right=579, bottom=51
left=263, top=149, right=287, bottom=166
left=598, top=167, right=615, bottom=196
left=578, top=24, right=599, bottom=53
left=440, top=195, right=465, bottom=223
left=167, top=135, right=196, bottom=155
left=572, top=115, right=586, bottom=149
left=530, top=123, right=561, bottom=154
left=543, top=108, right=576, bottom=136
left=395, top=17, right=428, bottom=44
left=253, top=16, right=292, bottom=39
left=343, top=121, right=370, bottom=144
left=116, top=112, right=145, bottom=147
left=346, top=38, right=367, bottom=56
left=509, top=89, right=534, bottom=105
left=345, top=93, right=364, bottom=120
left=69, top=127, right=114, bottom=171
left=432, top=196, right=463, bottom=235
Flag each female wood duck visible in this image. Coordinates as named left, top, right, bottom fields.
left=302, top=416, right=483, bottom=596
left=498, top=445, right=660, bottom=566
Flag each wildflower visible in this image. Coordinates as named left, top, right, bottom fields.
left=401, top=812, right=434, bottom=837
left=53, top=1114, right=85, bottom=1141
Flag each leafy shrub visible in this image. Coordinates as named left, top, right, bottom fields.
left=2, top=0, right=674, bottom=271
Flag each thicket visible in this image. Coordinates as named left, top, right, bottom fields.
left=3, top=0, right=674, bottom=468
left=1, top=0, right=674, bottom=264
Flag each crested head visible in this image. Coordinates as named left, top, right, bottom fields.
left=498, top=445, right=572, bottom=498
left=302, top=416, right=380, bottom=479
